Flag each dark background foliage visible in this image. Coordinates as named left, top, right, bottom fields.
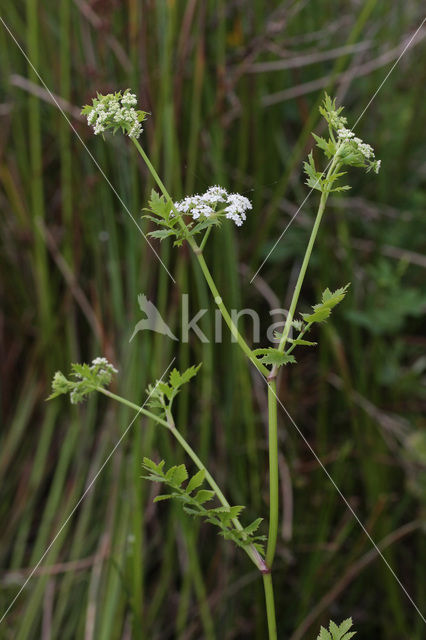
left=0, top=2, right=425, bottom=638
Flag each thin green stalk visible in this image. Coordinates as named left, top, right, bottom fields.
left=99, top=387, right=169, bottom=427
left=263, top=573, right=277, bottom=640
left=199, top=226, right=212, bottom=252
left=132, top=139, right=170, bottom=202
left=286, top=322, right=313, bottom=356
left=269, top=154, right=341, bottom=380
left=98, top=387, right=265, bottom=571
left=265, top=380, right=278, bottom=568
left=193, top=250, right=269, bottom=377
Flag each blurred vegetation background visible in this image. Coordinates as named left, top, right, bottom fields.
left=1, top=1, right=425, bottom=638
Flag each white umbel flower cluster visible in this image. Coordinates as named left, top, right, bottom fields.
left=224, top=193, right=253, bottom=226
left=337, top=127, right=374, bottom=159
left=174, top=186, right=252, bottom=227
left=336, top=126, right=380, bottom=173
left=83, top=90, right=146, bottom=139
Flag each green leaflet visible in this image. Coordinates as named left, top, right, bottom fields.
left=316, top=618, right=356, bottom=640
left=193, top=489, right=215, bottom=505
left=144, top=190, right=187, bottom=245
left=289, top=338, right=317, bottom=347
left=165, top=464, right=188, bottom=487
left=148, top=229, right=177, bottom=240
left=318, top=284, right=351, bottom=309
left=312, top=132, right=336, bottom=159
left=146, top=364, right=202, bottom=414
left=301, top=307, right=331, bottom=324
left=169, top=365, right=201, bottom=389
left=186, top=469, right=205, bottom=493
left=303, top=152, right=324, bottom=192
left=304, top=150, right=350, bottom=194
left=252, top=348, right=296, bottom=367
left=301, top=284, right=350, bottom=324
left=147, top=189, right=172, bottom=221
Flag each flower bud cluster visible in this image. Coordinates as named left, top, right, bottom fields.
left=82, top=91, right=146, bottom=139
left=49, top=358, right=118, bottom=405
left=90, top=357, right=119, bottom=380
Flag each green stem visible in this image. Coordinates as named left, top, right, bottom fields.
left=263, top=573, right=278, bottom=640
left=132, top=138, right=171, bottom=203
left=193, top=250, right=269, bottom=377
left=265, top=380, right=278, bottom=568
left=199, top=226, right=212, bottom=252
left=285, top=322, right=313, bottom=356
left=277, top=189, right=327, bottom=355
left=98, top=387, right=265, bottom=571
left=98, top=387, right=169, bottom=427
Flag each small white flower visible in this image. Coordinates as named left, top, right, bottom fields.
left=174, top=196, right=197, bottom=213
left=87, top=110, right=97, bottom=125
left=192, top=202, right=215, bottom=219
left=91, top=357, right=118, bottom=374
left=121, top=92, right=137, bottom=106
left=358, top=142, right=374, bottom=159
left=337, top=127, right=354, bottom=140
left=129, top=122, right=142, bottom=138
left=204, top=185, right=228, bottom=203
left=93, top=123, right=105, bottom=135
